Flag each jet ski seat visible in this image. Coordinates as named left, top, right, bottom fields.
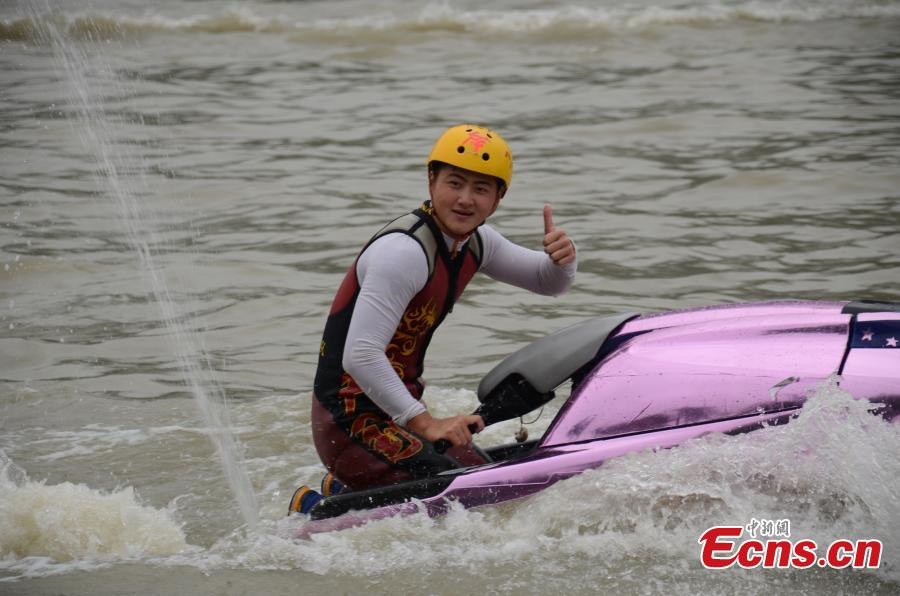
left=477, top=313, right=639, bottom=401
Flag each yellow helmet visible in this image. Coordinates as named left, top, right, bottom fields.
left=426, top=124, right=513, bottom=189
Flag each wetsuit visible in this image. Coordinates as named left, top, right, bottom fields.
left=312, top=201, right=576, bottom=490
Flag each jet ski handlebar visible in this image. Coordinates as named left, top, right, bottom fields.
left=434, top=374, right=555, bottom=454
left=432, top=314, right=638, bottom=455
left=433, top=424, right=481, bottom=455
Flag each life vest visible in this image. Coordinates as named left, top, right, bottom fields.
left=313, top=201, right=483, bottom=420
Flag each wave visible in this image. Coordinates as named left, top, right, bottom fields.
left=4, top=1, right=900, bottom=43
left=0, top=452, right=188, bottom=580
left=185, top=376, right=900, bottom=589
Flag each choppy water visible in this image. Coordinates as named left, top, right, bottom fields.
left=1, top=0, right=899, bottom=593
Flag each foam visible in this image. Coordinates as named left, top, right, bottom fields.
left=4, top=1, right=900, bottom=42
left=254, top=377, right=900, bottom=583
left=0, top=456, right=188, bottom=578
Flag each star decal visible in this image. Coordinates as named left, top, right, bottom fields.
left=850, top=319, right=900, bottom=349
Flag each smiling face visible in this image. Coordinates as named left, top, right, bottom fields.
left=428, top=164, right=503, bottom=240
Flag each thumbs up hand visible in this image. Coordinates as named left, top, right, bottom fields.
left=542, top=204, right=576, bottom=266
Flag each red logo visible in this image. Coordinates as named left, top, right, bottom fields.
left=699, top=521, right=882, bottom=570
left=461, top=131, right=489, bottom=153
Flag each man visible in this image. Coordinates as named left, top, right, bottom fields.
left=291, top=124, right=576, bottom=514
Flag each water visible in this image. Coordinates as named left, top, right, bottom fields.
left=20, top=0, right=260, bottom=530
left=1, top=0, right=899, bottom=593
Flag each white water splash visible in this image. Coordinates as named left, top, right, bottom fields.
left=33, top=1, right=259, bottom=528
left=189, top=377, right=900, bottom=591
left=0, top=452, right=188, bottom=577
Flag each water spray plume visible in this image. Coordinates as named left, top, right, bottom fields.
left=34, top=0, right=259, bottom=529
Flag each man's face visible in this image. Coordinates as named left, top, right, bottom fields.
left=428, top=165, right=502, bottom=240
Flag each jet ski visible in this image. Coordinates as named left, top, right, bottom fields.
left=293, top=299, right=900, bottom=538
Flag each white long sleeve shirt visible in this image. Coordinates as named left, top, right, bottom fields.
left=342, top=223, right=576, bottom=425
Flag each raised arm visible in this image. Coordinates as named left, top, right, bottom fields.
left=479, top=204, right=577, bottom=295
